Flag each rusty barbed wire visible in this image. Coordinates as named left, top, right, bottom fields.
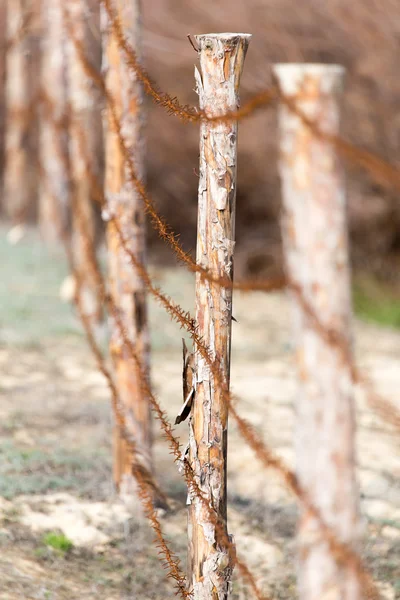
left=62, top=81, right=282, bottom=599
left=62, top=40, right=390, bottom=597
left=34, top=87, right=190, bottom=594
left=39, top=71, right=270, bottom=597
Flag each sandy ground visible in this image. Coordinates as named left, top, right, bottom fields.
left=0, top=231, right=399, bottom=599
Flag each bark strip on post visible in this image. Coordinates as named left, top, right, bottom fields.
left=39, top=0, right=70, bottom=244
left=273, top=64, right=361, bottom=600
left=64, top=0, right=103, bottom=323
left=102, top=0, right=152, bottom=499
left=188, top=33, right=250, bottom=600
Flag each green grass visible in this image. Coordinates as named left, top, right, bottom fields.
left=353, top=277, right=400, bottom=329
left=43, top=531, right=73, bottom=553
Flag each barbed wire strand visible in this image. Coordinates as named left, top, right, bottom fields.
left=67, top=51, right=386, bottom=598
left=37, top=102, right=189, bottom=598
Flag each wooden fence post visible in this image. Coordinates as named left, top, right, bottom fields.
left=64, top=0, right=103, bottom=323
left=0, top=0, right=6, bottom=208
left=102, top=0, right=153, bottom=499
left=188, top=33, right=251, bottom=600
left=4, top=0, right=32, bottom=224
left=39, top=0, right=70, bottom=244
left=273, top=64, right=361, bottom=600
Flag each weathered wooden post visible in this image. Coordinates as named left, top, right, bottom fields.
left=102, top=0, right=152, bottom=499
left=64, top=0, right=103, bottom=322
left=4, top=0, right=32, bottom=224
left=39, top=0, right=70, bottom=244
left=188, top=33, right=251, bottom=599
left=273, top=64, right=361, bottom=600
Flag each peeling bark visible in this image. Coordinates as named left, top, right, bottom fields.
left=4, top=0, right=32, bottom=223
left=273, top=64, right=361, bottom=600
left=102, top=0, right=152, bottom=500
left=39, top=0, right=70, bottom=243
left=188, top=33, right=250, bottom=600
left=65, top=0, right=103, bottom=323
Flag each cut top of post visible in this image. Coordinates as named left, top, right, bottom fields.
left=195, top=32, right=252, bottom=40
left=194, top=33, right=251, bottom=116
left=273, top=63, right=345, bottom=96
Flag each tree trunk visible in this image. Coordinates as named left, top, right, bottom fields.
left=39, top=0, right=70, bottom=244
left=64, top=0, right=103, bottom=322
left=273, top=64, right=361, bottom=600
left=188, top=33, right=250, bottom=600
left=102, top=0, right=152, bottom=500
left=4, top=0, right=32, bottom=224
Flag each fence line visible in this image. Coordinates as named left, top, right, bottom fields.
left=40, top=38, right=395, bottom=599
left=67, top=105, right=272, bottom=598
left=70, top=23, right=400, bottom=442
left=3, top=7, right=400, bottom=599
left=99, top=145, right=379, bottom=600
left=64, top=83, right=377, bottom=600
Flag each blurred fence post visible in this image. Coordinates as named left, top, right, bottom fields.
left=64, top=0, right=103, bottom=323
left=4, top=0, right=32, bottom=224
left=102, top=0, right=153, bottom=500
left=188, top=33, right=251, bottom=599
left=273, top=63, right=361, bottom=600
left=0, top=0, right=6, bottom=207
left=39, top=0, right=70, bottom=244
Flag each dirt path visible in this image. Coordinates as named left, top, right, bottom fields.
left=0, top=244, right=399, bottom=598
